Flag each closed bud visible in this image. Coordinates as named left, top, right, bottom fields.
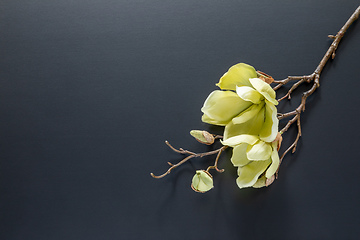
left=265, top=175, right=275, bottom=187
left=273, top=132, right=283, bottom=151
left=191, top=170, right=214, bottom=193
left=256, top=70, right=274, bottom=84
left=190, top=130, right=215, bottom=145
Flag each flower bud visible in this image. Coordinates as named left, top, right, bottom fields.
left=256, top=70, right=274, bottom=84
left=265, top=175, right=275, bottom=187
left=273, top=132, right=283, bottom=151
left=190, top=130, right=215, bottom=145
left=191, top=170, right=214, bottom=193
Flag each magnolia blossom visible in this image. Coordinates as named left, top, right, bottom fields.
left=201, top=63, right=279, bottom=142
left=200, top=63, right=280, bottom=189
left=221, top=134, right=280, bottom=188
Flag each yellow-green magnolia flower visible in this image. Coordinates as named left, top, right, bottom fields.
left=201, top=63, right=279, bottom=142
left=221, top=134, right=280, bottom=188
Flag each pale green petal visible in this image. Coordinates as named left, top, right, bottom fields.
left=232, top=103, right=264, bottom=125
left=249, top=78, right=278, bottom=105
left=246, top=140, right=272, bottom=161
left=191, top=170, right=213, bottom=193
left=252, top=175, right=267, bottom=188
left=221, top=134, right=258, bottom=147
left=201, top=90, right=252, bottom=126
left=201, top=114, right=228, bottom=126
left=265, top=143, right=280, bottom=178
left=236, top=160, right=271, bottom=188
left=236, top=86, right=263, bottom=104
left=216, top=63, right=257, bottom=90
left=224, top=107, right=265, bottom=140
left=259, top=101, right=279, bottom=142
left=231, top=144, right=250, bottom=167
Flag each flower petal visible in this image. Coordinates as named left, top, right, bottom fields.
left=232, top=103, right=264, bottom=125
left=201, top=114, right=228, bottom=126
left=236, top=86, right=263, bottom=104
left=231, top=143, right=250, bottom=167
left=259, top=101, right=279, bottom=142
left=216, top=63, right=257, bottom=90
left=265, top=142, right=280, bottom=178
left=246, top=140, right=272, bottom=161
left=249, top=78, right=278, bottom=105
left=201, top=90, right=252, bottom=126
left=224, top=107, right=265, bottom=140
left=221, top=134, right=259, bottom=147
left=252, top=175, right=267, bottom=188
left=236, top=160, right=271, bottom=188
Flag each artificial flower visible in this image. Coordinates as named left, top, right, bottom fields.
left=201, top=63, right=279, bottom=142
left=222, top=134, right=280, bottom=189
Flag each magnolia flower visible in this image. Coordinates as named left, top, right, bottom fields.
left=221, top=134, right=280, bottom=188
left=201, top=63, right=279, bottom=142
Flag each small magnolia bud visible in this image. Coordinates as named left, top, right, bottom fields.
left=256, top=71, right=274, bottom=84
left=273, top=132, right=283, bottom=151
left=265, top=175, right=275, bottom=187
left=191, top=170, right=214, bottom=193
left=190, top=130, right=215, bottom=145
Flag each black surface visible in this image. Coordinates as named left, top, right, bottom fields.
left=1, top=1, right=360, bottom=239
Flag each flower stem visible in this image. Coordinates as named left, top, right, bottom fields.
left=150, top=141, right=227, bottom=179
left=276, top=6, right=360, bottom=172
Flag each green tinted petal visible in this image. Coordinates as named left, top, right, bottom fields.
left=265, top=143, right=280, bottom=178
left=221, top=134, right=258, bottom=147
left=246, top=140, right=272, bottom=161
left=191, top=170, right=213, bottom=193
left=216, top=63, right=257, bottom=90
left=236, top=160, right=271, bottom=188
left=224, top=107, right=265, bottom=140
left=201, top=90, right=252, bottom=126
left=201, top=114, right=228, bottom=126
left=231, top=144, right=250, bottom=167
left=232, top=103, right=264, bottom=125
left=252, top=175, right=267, bottom=188
left=259, top=101, right=279, bottom=142
left=249, top=78, right=278, bottom=105
left=236, top=86, right=263, bottom=104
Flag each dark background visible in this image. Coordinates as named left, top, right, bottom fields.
left=1, top=1, right=359, bottom=239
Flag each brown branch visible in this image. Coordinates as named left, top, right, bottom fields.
left=213, top=135, right=223, bottom=140
left=165, top=140, right=196, bottom=155
left=150, top=141, right=227, bottom=179
left=276, top=117, right=302, bottom=177
left=274, top=6, right=359, bottom=97
left=276, top=6, right=360, bottom=172
left=273, top=74, right=314, bottom=92
left=206, top=146, right=227, bottom=173
left=277, top=74, right=316, bottom=101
